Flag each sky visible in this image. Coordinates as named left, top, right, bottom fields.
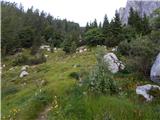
left=6, top=0, right=127, bottom=27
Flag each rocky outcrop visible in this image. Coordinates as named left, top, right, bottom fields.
left=119, top=0, right=160, bottom=24
left=103, top=53, right=125, bottom=73
left=150, top=53, right=160, bottom=83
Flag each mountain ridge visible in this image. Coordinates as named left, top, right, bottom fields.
left=119, top=0, right=160, bottom=24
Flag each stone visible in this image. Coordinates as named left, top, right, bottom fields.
left=111, top=46, right=118, bottom=52
left=119, top=0, right=160, bottom=24
left=150, top=53, right=160, bottom=83
left=79, top=49, right=83, bottom=53
left=45, top=55, right=48, bottom=58
left=84, top=48, right=87, bottom=52
left=40, top=80, right=48, bottom=86
left=76, top=46, right=87, bottom=53
left=40, top=45, right=51, bottom=52
left=136, top=84, right=160, bottom=101
left=54, top=47, right=57, bottom=50
left=20, top=71, right=29, bottom=78
left=103, top=53, right=125, bottom=73
left=21, top=65, right=29, bottom=71
left=40, top=45, right=50, bottom=49
left=47, top=48, right=51, bottom=51
left=2, top=64, right=6, bottom=68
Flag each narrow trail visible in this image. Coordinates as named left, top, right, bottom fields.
left=36, top=105, right=52, bottom=120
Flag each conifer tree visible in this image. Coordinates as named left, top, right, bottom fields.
left=102, top=14, right=109, bottom=36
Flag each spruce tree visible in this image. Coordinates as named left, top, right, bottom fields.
left=142, top=13, right=151, bottom=35
left=106, top=11, right=123, bottom=47
left=102, top=14, right=109, bottom=36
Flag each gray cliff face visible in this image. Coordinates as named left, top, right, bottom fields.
left=119, top=0, right=160, bottom=24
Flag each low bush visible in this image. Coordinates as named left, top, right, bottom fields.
left=12, top=54, right=29, bottom=66
left=87, top=47, right=118, bottom=95
left=69, top=72, right=80, bottom=80
left=2, top=86, right=19, bottom=98
left=12, top=53, right=46, bottom=66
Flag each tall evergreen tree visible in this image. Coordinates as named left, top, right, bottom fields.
left=142, top=13, right=151, bottom=35
left=128, top=7, right=135, bottom=26
left=102, top=14, right=109, bottom=36
left=93, top=19, right=98, bottom=28
left=106, top=11, right=123, bottom=47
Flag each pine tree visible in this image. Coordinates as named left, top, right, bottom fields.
left=142, top=13, right=151, bottom=35
left=106, top=11, right=123, bottom=47
left=85, top=22, right=90, bottom=32
left=128, top=7, right=134, bottom=26
left=99, top=22, right=102, bottom=28
left=93, top=19, right=98, bottom=28
left=102, top=14, right=109, bottom=36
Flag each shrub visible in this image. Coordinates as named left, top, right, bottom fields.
left=88, top=47, right=118, bottom=95
left=118, top=35, right=159, bottom=76
left=2, top=86, right=18, bottom=98
left=12, top=53, right=46, bottom=66
left=118, top=40, right=131, bottom=55
left=12, top=54, right=29, bottom=66
left=69, top=72, right=80, bottom=80
left=29, top=53, right=47, bottom=65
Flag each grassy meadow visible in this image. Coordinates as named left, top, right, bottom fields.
left=1, top=47, right=160, bottom=120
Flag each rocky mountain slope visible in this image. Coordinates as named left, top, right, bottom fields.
left=119, top=0, right=160, bottom=24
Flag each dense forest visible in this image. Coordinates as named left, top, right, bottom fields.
left=1, top=1, right=80, bottom=56
left=1, top=1, right=160, bottom=120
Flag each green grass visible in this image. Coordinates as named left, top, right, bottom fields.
left=1, top=47, right=160, bottom=120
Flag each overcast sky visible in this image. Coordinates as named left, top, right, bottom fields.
left=6, top=0, right=127, bottom=26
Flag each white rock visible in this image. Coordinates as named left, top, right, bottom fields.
left=103, top=53, right=125, bottom=73
left=79, top=49, right=83, bottom=53
left=40, top=45, right=50, bottom=49
left=150, top=53, right=160, bottom=83
left=20, top=71, right=29, bottom=78
left=84, top=48, right=87, bottom=52
left=21, top=65, right=29, bottom=71
left=54, top=47, right=57, bottom=50
left=9, top=67, right=14, bottom=71
left=111, top=46, right=118, bottom=52
left=45, top=55, right=48, bottom=58
left=136, top=84, right=160, bottom=101
left=47, top=48, right=51, bottom=51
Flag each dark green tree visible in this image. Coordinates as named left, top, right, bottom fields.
left=106, top=11, right=123, bottom=47
left=102, top=14, right=109, bottom=36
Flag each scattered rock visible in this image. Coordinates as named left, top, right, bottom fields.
left=111, top=46, right=118, bottom=52
left=103, top=53, right=125, bottom=73
left=2, top=64, right=6, bottom=68
left=40, top=45, right=51, bottom=52
left=72, top=64, right=81, bottom=68
left=150, top=53, right=160, bottom=83
left=20, top=71, right=29, bottom=78
left=76, top=46, right=87, bottom=53
left=54, top=47, right=57, bottom=50
left=40, top=45, right=50, bottom=49
left=21, top=65, right=29, bottom=71
left=47, top=48, right=51, bottom=52
left=136, top=84, right=160, bottom=101
left=40, top=80, right=48, bottom=86
left=45, top=55, right=48, bottom=58
left=84, top=48, right=87, bottom=52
